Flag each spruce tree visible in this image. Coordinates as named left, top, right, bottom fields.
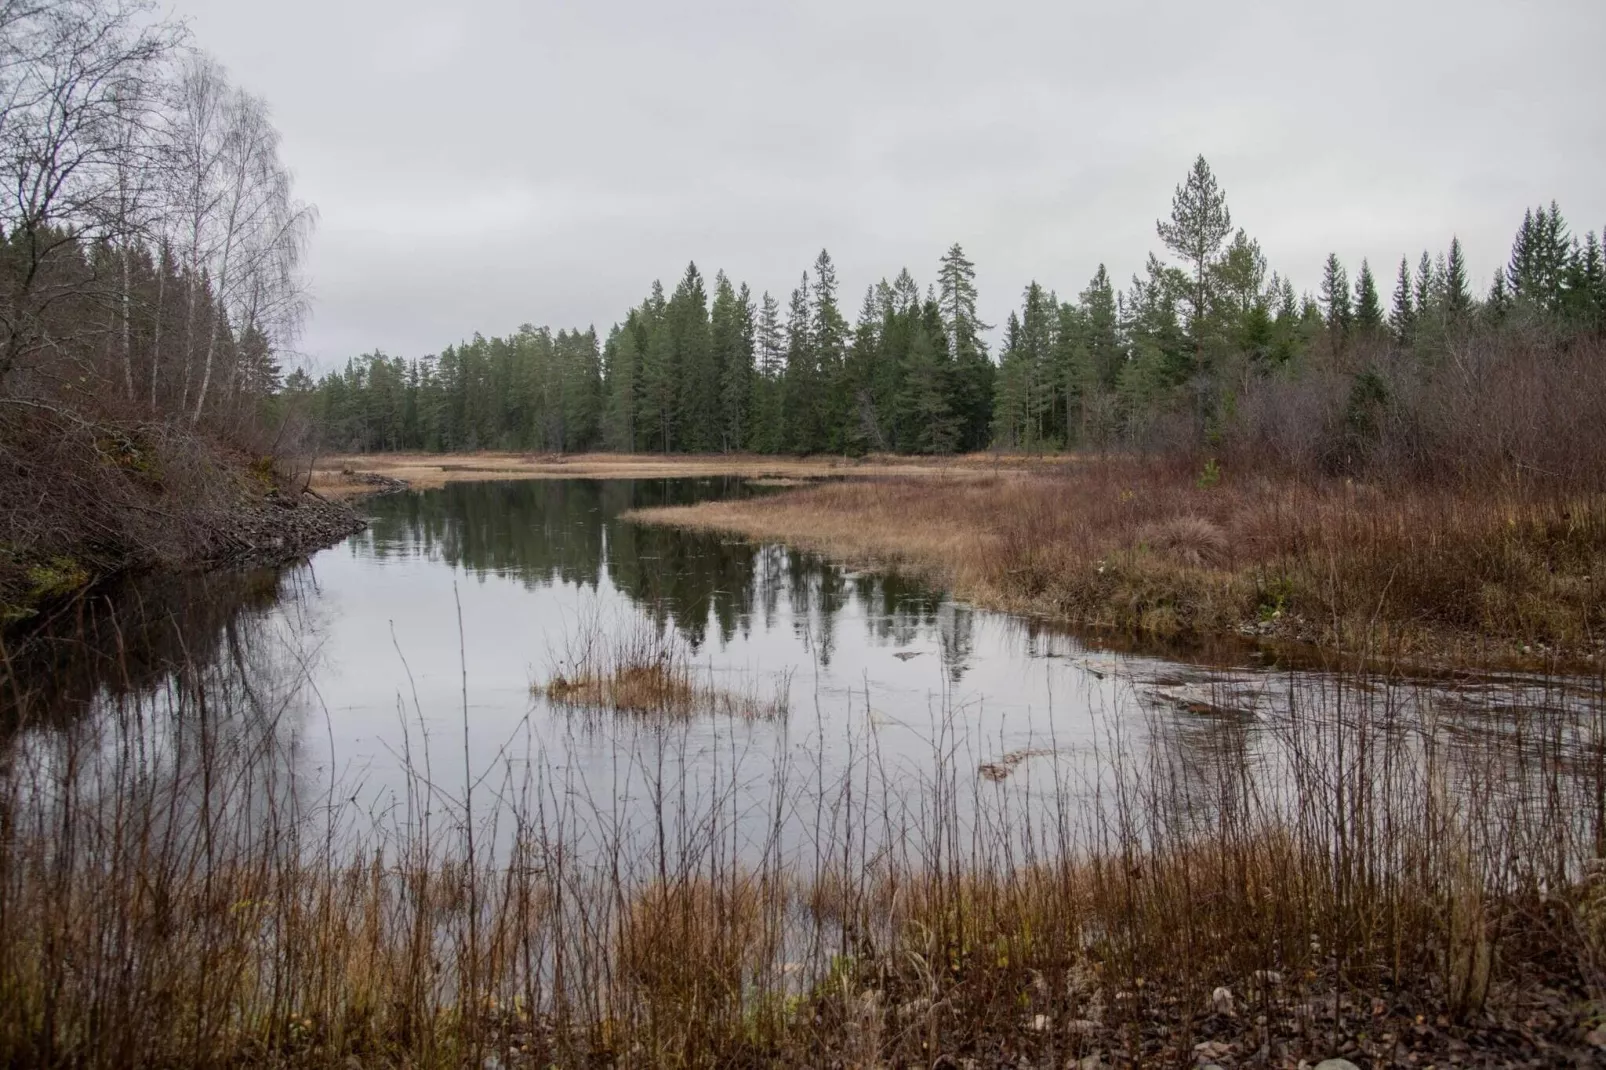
left=666, top=263, right=713, bottom=452
left=1485, top=270, right=1512, bottom=326
left=602, top=321, right=639, bottom=450
left=843, top=286, right=885, bottom=452
left=1508, top=202, right=1574, bottom=316
left=1575, top=230, right=1606, bottom=331
left=750, top=291, right=785, bottom=452
left=1320, top=253, right=1352, bottom=336
left=1080, top=265, right=1123, bottom=390
left=1415, top=251, right=1435, bottom=320
left=639, top=290, right=677, bottom=452
left=1389, top=256, right=1414, bottom=343
left=991, top=311, right=1029, bottom=449
left=1444, top=237, right=1472, bottom=317
left=1354, top=259, right=1384, bottom=334
left=710, top=274, right=753, bottom=452
left=898, top=319, right=957, bottom=454
left=781, top=275, right=817, bottom=452
left=809, top=250, right=849, bottom=451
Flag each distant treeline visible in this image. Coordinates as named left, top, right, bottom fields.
left=305, top=157, right=1606, bottom=464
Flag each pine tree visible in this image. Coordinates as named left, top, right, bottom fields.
left=938, top=243, right=993, bottom=451
left=1155, top=154, right=1233, bottom=331
left=1389, top=256, right=1415, bottom=343
left=1354, top=259, right=1383, bottom=335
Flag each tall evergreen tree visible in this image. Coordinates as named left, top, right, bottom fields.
left=1156, top=154, right=1233, bottom=332
left=937, top=243, right=993, bottom=451
left=1354, top=259, right=1384, bottom=334
left=602, top=321, right=639, bottom=451
left=750, top=291, right=785, bottom=452
left=639, top=286, right=677, bottom=452
left=1485, top=270, right=1512, bottom=325
left=781, top=274, right=819, bottom=453
left=898, top=302, right=958, bottom=454
left=709, top=273, right=753, bottom=452
left=1507, top=202, right=1573, bottom=316
left=1444, top=238, right=1472, bottom=317
left=1389, top=256, right=1415, bottom=343
left=1081, top=265, right=1123, bottom=389
left=1320, top=253, right=1352, bottom=336
left=670, top=262, right=714, bottom=451
left=1571, top=230, right=1606, bottom=331
left=1415, top=251, right=1436, bottom=320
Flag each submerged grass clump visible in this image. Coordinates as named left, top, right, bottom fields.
left=534, top=618, right=788, bottom=719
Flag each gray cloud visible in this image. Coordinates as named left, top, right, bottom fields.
left=173, top=0, right=1606, bottom=370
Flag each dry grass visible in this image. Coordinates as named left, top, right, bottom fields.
left=535, top=619, right=788, bottom=719
left=308, top=450, right=1073, bottom=499
left=627, top=457, right=1606, bottom=665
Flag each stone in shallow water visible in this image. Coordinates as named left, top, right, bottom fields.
left=1313, top=1060, right=1361, bottom=1070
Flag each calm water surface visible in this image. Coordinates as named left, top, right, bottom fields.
left=11, top=478, right=1599, bottom=869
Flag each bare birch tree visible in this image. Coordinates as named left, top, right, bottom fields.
left=164, top=57, right=311, bottom=424
left=0, top=0, right=180, bottom=391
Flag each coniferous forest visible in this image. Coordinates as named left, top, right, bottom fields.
left=307, top=156, right=1606, bottom=462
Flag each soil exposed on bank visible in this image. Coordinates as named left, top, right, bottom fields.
left=2, top=412, right=368, bottom=630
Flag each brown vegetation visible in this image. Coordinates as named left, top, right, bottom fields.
left=0, top=404, right=360, bottom=626
left=535, top=620, right=788, bottom=719
left=628, top=458, right=1606, bottom=666
left=4, top=628, right=1604, bottom=1066
left=309, top=450, right=1067, bottom=498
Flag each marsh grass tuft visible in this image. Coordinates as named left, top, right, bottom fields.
left=535, top=618, right=788, bottom=719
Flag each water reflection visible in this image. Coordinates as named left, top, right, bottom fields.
left=353, top=478, right=959, bottom=669
left=4, top=479, right=1601, bottom=877
left=2, top=567, right=308, bottom=732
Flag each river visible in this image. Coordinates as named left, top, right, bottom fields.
left=6, top=477, right=1601, bottom=878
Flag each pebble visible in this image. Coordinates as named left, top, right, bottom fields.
left=1313, top=1060, right=1361, bottom=1070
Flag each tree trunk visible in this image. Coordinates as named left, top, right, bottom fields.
left=121, top=245, right=134, bottom=401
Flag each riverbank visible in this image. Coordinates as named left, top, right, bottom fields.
left=624, top=455, right=1606, bottom=667
left=0, top=408, right=364, bottom=629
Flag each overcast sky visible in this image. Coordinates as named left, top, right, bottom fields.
left=169, top=0, right=1606, bottom=372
